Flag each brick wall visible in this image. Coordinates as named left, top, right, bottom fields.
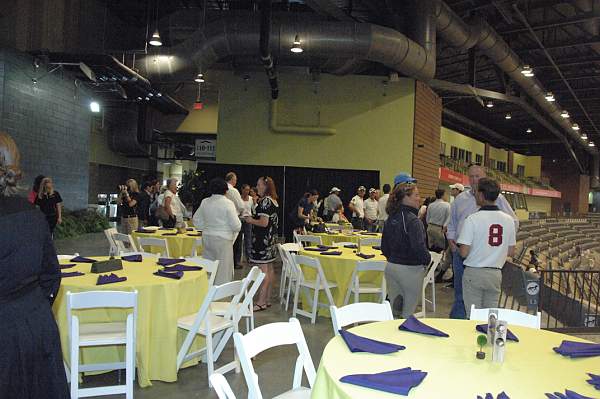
left=412, top=81, right=442, bottom=199
left=0, top=48, right=90, bottom=209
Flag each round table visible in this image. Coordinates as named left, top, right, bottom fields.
left=299, top=246, right=385, bottom=316
left=313, top=232, right=381, bottom=246
left=52, top=256, right=209, bottom=387
left=311, top=319, right=600, bottom=399
left=132, top=228, right=203, bottom=258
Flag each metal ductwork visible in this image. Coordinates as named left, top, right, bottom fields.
left=260, top=0, right=279, bottom=99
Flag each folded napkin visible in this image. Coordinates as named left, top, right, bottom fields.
left=545, top=390, right=595, bottom=399
left=339, top=329, right=405, bottom=354
left=96, top=273, right=127, bottom=285
left=157, top=258, right=186, bottom=266
left=121, top=254, right=142, bottom=262
left=60, top=263, right=76, bottom=269
left=356, top=253, right=375, bottom=259
left=554, top=340, right=600, bottom=358
left=398, top=316, right=449, bottom=337
left=373, top=245, right=381, bottom=250
left=61, top=271, right=85, bottom=278
left=320, top=251, right=343, bottom=256
left=587, top=373, right=600, bottom=390
left=477, top=392, right=510, bottom=399
left=162, top=232, right=179, bottom=236
left=70, top=256, right=96, bottom=263
left=164, top=264, right=203, bottom=272
left=154, top=269, right=184, bottom=280
left=340, top=367, right=427, bottom=396
left=187, top=233, right=202, bottom=237
left=344, top=244, right=358, bottom=249
left=304, top=247, right=326, bottom=252
left=136, top=228, right=154, bottom=234
left=318, top=245, right=338, bottom=250
left=476, top=324, right=519, bottom=342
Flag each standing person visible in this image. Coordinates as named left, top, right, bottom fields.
left=136, top=182, right=153, bottom=226
left=449, top=183, right=464, bottom=200
left=162, top=178, right=184, bottom=228
left=323, top=187, right=342, bottom=222
left=193, top=178, right=241, bottom=285
left=331, top=204, right=350, bottom=223
left=440, top=183, right=465, bottom=281
left=117, top=179, right=140, bottom=234
left=240, top=184, right=254, bottom=263
left=364, top=188, right=379, bottom=232
left=147, top=179, right=161, bottom=226
left=244, top=176, right=279, bottom=312
left=458, top=178, right=516, bottom=316
left=446, top=164, right=518, bottom=319
left=225, top=172, right=245, bottom=269
left=34, top=177, right=63, bottom=236
left=28, top=174, right=45, bottom=204
left=426, top=189, right=451, bottom=252
left=377, top=184, right=391, bottom=231
left=381, top=173, right=431, bottom=318
left=349, top=186, right=366, bottom=230
left=249, top=187, right=258, bottom=212
left=0, top=132, right=69, bottom=398
left=293, top=189, right=319, bottom=233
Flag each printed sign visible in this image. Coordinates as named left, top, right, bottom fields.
left=195, top=138, right=216, bottom=161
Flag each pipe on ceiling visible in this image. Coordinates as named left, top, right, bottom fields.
left=260, top=0, right=279, bottom=99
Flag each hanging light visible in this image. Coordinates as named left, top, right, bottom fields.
left=149, top=30, right=162, bottom=47
left=291, top=35, right=303, bottom=53
left=589, top=141, right=595, bottom=147
left=194, top=73, right=204, bottom=83
left=526, top=128, right=532, bottom=133
left=572, top=123, right=580, bottom=131
left=505, top=113, right=512, bottom=119
left=89, top=101, right=100, bottom=113
left=486, top=100, right=494, bottom=108
left=521, top=65, right=534, bottom=77
left=561, top=110, right=570, bottom=118
left=582, top=133, right=588, bottom=140
left=544, top=92, right=555, bottom=102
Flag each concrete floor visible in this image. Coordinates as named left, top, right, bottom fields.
left=54, top=233, right=596, bottom=398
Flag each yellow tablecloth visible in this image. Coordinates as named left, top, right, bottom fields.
left=313, top=232, right=382, bottom=246
left=299, top=246, right=385, bottom=316
left=312, top=319, right=600, bottom=399
left=52, top=256, right=209, bottom=387
left=132, top=228, right=203, bottom=258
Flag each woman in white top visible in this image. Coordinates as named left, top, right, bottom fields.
left=240, top=184, right=254, bottom=262
left=193, top=178, right=241, bottom=285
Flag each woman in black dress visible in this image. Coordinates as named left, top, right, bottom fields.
left=244, top=176, right=279, bottom=311
left=0, top=132, right=69, bottom=398
left=35, top=176, right=63, bottom=235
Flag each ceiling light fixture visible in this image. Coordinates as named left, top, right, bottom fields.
left=582, top=133, right=588, bottom=140
left=505, top=113, right=512, bottom=119
left=486, top=101, right=494, bottom=108
left=194, top=73, right=205, bottom=83
left=148, top=0, right=162, bottom=46
left=561, top=110, right=570, bottom=118
left=521, top=65, right=534, bottom=77
left=589, top=141, right=595, bottom=147
left=545, top=92, right=555, bottom=102
left=526, top=128, right=532, bottom=133
left=291, top=35, right=303, bottom=53
left=572, top=123, right=580, bottom=131
left=89, top=101, right=100, bottom=113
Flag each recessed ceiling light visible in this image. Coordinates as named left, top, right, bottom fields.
left=526, top=128, right=532, bottom=133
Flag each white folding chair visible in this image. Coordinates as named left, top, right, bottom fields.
left=66, top=290, right=138, bottom=399
left=294, top=234, right=323, bottom=248
left=57, top=253, right=79, bottom=260
left=277, top=243, right=301, bottom=310
left=210, top=373, right=237, bottom=399
left=119, top=251, right=159, bottom=259
left=291, top=254, right=337, bottom=324
left=413, top=252, right=443, bottom=318
left=112, top=233, right=138, bottom=254
left=210, top=266, right=265, bottom=333
left=191, top=237, right=203, bottom=257
left=233, top=318, right=316, bottom=399
left=185, top=257, right=220, bottom=288
left=469, top=305, right=542, bottom=329
left=330, top=301, right=394, bottom=335
left=136, top=237, right=170, bottom=257
left=343, top=260, right=387, bottom=305
left=358, top=237, right=381, bottom=247
left=104, top=227, right=118, bottom=256
left=176, top=280, right=245, bottom=386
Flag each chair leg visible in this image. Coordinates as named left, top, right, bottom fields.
left=70, top=341, right=79, bottom=399
left=354, top=284, right=359, bottom=304
left=126, top=340, right=134, bottom=399
left=292, top=281, right=300, bottom=317
left=285, top=278, right=294, bottom=311
left=432, top=280, right=436, bottom=313
left=206, top=333, right=214, bottom=388
left=311, top=287, right=320, bottom=324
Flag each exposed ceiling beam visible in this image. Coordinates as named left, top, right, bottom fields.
left=514, top=36, right=600, bottom=53
left=304, top=0, right=355, bottom=21
left=499, top=12, right=600, bottom=35
left=533, top=56, right=600, bottom=68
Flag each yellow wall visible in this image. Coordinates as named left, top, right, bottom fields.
left=176, top=103, right=219, bottom=134
left=513, top=152, right=541, bottom=178
left=216, top=72, right=415, bottom=186
left=526, top=195, right=552, bottom=213
left=489, top=145, right=508, bottom=163
left=440, top=127, right=485, bottom=158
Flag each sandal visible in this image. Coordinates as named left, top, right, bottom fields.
left=266, top=303, right=272, bottom=308
left=253, top=304, right=267, bottom=312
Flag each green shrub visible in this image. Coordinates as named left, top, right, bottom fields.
left=54, top=209, right=110, bottom=239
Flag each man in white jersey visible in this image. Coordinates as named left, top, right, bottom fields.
left=458, top=178, right=516, bottom=317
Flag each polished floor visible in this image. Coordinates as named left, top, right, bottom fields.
left=54, top=233, right=596, bottom=398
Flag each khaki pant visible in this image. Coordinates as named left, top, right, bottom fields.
left=385, top=262, right=426, bottom=318
left=462, top=267, right=502, bottom=318
left=427, top=224, right=446, bottom=251
left=203, top=235, right=235, bottom=285
left=121, top=216, right=139, bottom=235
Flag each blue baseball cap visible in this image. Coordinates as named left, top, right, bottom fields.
left=394, top=173, right=417, bottom=186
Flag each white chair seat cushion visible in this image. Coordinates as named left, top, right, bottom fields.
left=272, top=387, right=312, bottom=399
left=79, top=322, right=127, bottom=346
left=177, top=313, right=233, bottom=334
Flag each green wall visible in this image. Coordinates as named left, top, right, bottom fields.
left=513, top=152, right=541, bottom=178
left=440, top=127, right=485, bottom=158
left=216, top=72, right=415, bottom=186
left=489, top=145, right=508, bottom=163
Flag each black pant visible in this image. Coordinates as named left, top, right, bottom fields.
left=351, top=217, right=364, bottom=230
left=162, top=216, right=176, bottom=228
left=233, top=230, right=243, bottom=266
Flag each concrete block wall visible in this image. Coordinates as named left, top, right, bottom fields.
left=0, top=48, right=91, bottom=209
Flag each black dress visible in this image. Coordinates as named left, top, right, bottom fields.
left=250, top=196, right=279, bottom=264
left=0, top=196, right=69, bottom=399
left=34, top=191, right=63, bottom=233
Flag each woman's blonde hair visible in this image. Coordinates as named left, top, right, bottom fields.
left=0, top=132, right=22, bottom=197
left=126, top=179, right=139, bottom=193
left=39, top=177, right=54, bottom=197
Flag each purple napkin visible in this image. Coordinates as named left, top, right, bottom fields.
left=321, top=251, right=343, bottom=256
left=154, top=269, right=184, bottom=279
left=339, top=329, right=405, bottom=354
left=587, top=373, right=600, bottom=390
left=476, top=324, right=519, bottom=342
left=96, top=273, right=127, bottom=285
left=318, top=245, right=338, bottom=250
left=61, top=271, right=85, bottom=278
left=344, top=244, right=358, bottom=249
left=121, top=254, right=142, bottom=262
left=164, top=264, right=203, bottom=272
left=136, top=228, right=154, bottom=234
left=70, top=256, right=96, bottom=263
left=356, top=253, right=375, bottom=259
left=398, top=316, right=449, bottom=337
left=157, top=258, right=186, bottom=266
left=478, top=393, right=510, bottom=399
left=304, top=247, right=326, bottom=252
left=546, top=390, right=595, bottom=399
left=340, top=367, right=427, bottom=396
left=553, top=340, right=600, bottom=358
left=60, top=263, right=76, bottom=269
left=373, top=245, right=381, bottom=250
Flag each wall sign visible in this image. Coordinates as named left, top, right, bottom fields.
left=195, top=138, right=216, bottom=161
